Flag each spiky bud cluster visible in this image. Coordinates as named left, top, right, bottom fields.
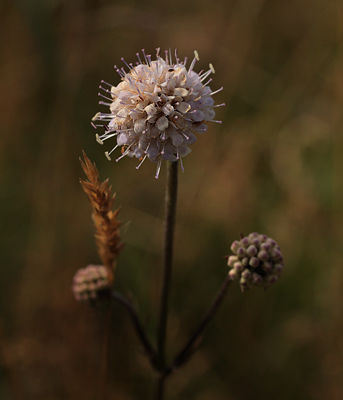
left=227, top=233, right=284, bottom=291
left=72, top=265, right=112, bottom=301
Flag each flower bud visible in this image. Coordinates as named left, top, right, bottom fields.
left=251, top=238, right=261, bottom=247
left=240, top=277, right=250, bottom=291
left=249, top=257, right=260, bottom=268
left=262, top=261, right=272, bottom=272
left=230, top=241, right=241, bottom=253
left=227, top=233, right=284, bottom=291
left=72, top=265, right=112, bottom=301
left=227, top=255, right=238, bottom=267
left=257, top=250, right=269, bottom=261
left=242, top=257, right=249, bottom=267
left=233, top=262, right=244, bottom=272
left=236, top=247, right=246, bottom=257
left=229, top=269, right=239, bottom=280
left=241, top=269, right=252, bottom=280
left=246, top=245, right=257, bottom=257
left=240, top=237, right=250, bottom=247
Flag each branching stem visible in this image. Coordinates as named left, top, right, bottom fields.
left=166, top=275, right=233, bottom=375
left=111, top=291, right=158, bottom=368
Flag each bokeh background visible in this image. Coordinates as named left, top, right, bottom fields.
left=1, top=0, right=343, bottom=399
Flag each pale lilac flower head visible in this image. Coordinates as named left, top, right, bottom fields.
left=227, top=233, right=284, bottom=292
left=72, top=265, right=112, bottom=301
left=92, top=49, right=223, bottom=178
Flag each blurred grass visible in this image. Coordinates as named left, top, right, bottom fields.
left=1, top=0, right=343, bottom=398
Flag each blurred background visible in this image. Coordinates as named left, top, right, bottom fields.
left=1, top=0, right=343, bottom=398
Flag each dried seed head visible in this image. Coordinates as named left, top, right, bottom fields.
left=92, top=48, right=224, bottom=178
left=79, top=152, right=125, bottom=274
left=72, top=265, right=113, bottom=301
left=227, top=233, right=284, bottom=292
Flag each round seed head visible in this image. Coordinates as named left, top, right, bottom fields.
left=227, top=232, right=284, bottom=291
left=72, top=265, right=112, bottom=302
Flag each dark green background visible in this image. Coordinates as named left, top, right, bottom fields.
left=1, top=0, right=342, bottom=398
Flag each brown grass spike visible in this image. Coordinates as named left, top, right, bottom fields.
left=79, top=151, right=124, bottom=283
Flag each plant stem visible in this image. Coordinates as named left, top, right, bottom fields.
left=167, top=274, right=233, bottom=373
left=111, top=291, right=158, bottom=368
left=155, top=374, right=166, bottom=400
left=155, top=161, right=178, bottom=397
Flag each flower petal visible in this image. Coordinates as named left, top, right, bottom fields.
left=156, top=116, right=169, bottom=131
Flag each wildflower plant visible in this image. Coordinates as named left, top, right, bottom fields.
left=73, top=48, right=284, bottom=400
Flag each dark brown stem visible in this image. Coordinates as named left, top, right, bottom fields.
left=111, top=291, right=158, bottom=369
left=156, top=161, right=178, bottom=370
left=167, top=275, right=233, bottom=374
left=154, top=161, right=178, bottom=399
left=154, top=374, right=166, bottom=400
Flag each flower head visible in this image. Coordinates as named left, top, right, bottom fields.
left=92, top=48, right=223, bottom=178
left=227, top=233, right=284, bottom=292
left=72, top=265, right=112, bottom=301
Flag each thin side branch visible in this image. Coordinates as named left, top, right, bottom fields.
left=166, top=274, right=233, bottom=375
left=112, top=291, right=158, bottom=370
